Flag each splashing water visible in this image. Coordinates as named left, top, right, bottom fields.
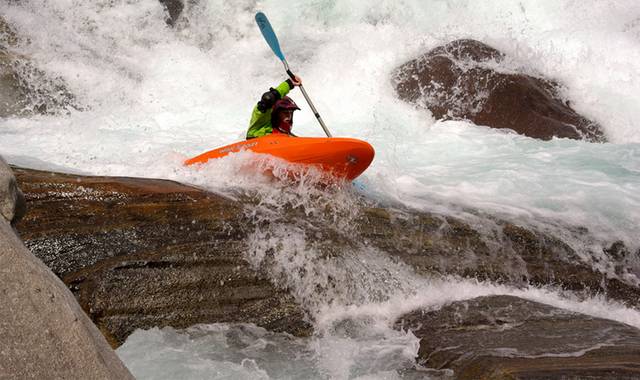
left=2, top=0, right=640, bottom=378
left=2, top=0, right=639, bottom=251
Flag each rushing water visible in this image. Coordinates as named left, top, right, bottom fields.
left=2, top=0, right=640, bottom=378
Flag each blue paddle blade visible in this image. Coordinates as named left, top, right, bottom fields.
left=255, top=12, right=285, bottom=61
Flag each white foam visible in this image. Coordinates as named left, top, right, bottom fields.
left=3, top=1, right=640, bottom=253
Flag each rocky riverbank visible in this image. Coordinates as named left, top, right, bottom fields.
left=10, top=165, right=640, bottom=378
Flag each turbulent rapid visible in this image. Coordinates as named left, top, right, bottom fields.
left=2, top=0, right=640, bottom=379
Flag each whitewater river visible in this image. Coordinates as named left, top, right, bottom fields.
left=2, top=1, right=640, bottom=378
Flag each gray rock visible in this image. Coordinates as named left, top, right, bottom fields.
left=0, top=50, right=80, bottom=118
left=0, top=156, right=25, bottom=224
left=396, top=295, right=640, bottom=379
left=0, top=217, right=133, bottom=379
left=0, top=15, right=19, bottom=49
left=1, top=16, right=79, bottom=118
left=0, top=16, right=25, bottom=118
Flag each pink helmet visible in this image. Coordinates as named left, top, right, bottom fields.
left=271, top=96, right=299, bottom=134
left=273, top=96, right=300, bottom=112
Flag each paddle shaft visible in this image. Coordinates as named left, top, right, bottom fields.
left=282, top=59, right=332, bottom=137
left=255, top=12, right=332, bottom=137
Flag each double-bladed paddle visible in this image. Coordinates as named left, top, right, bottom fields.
left=255, top=12, right=333, bottom=137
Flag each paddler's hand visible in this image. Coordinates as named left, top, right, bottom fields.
left=290, top=75, right=302, bottom=86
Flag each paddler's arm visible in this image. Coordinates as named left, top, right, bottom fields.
left=246, top=79, right=296, bottom=139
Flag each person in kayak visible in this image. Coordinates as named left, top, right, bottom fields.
left=246, top=76, right=302, bottom=139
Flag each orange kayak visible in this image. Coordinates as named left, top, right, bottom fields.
left=185, top=134, right=374, bottom=181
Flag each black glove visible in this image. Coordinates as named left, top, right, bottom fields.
left=257, top=88, right=281, bottom=112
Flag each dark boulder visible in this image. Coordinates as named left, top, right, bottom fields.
left=159, top=0, right=184, bottom=26
left=396, top=295, right=640, bottom=379
left=393, top=39, right=606, bottom=142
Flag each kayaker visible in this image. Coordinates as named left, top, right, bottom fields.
left=246, top=76, right=302, bottom=139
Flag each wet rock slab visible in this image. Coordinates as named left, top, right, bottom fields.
left=396, top=295, right=640, bottom=379
left=393, top=39, right=605, bottom=142
left=358, top=207, right=640, bottom=309
left=13, top=167, right=311, bottom=347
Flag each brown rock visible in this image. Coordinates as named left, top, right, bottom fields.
left=13, top=167, right=311, bottom=347
left=393, top=39, right=605, bottom=142
left=396, top=295, right=640, bottom=379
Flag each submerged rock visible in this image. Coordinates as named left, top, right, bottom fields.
left=0, top=160, right=133, bottom=379
left=393, top=39, right=606, bottom=142
left=0, top=16, right=80, bottom=118
left=0, top=50, right=80, bottom=117
left=396, top=295, right=640, bottom=379
left=0, top=15, right=19, bottom=48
